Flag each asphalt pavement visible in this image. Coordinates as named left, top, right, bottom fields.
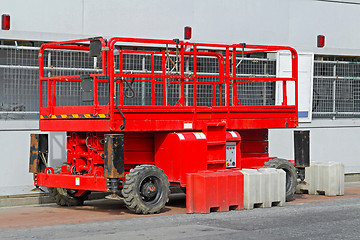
left=0, top=182, right=360, bottom=240
left=1, top=196, right=360, bottom=240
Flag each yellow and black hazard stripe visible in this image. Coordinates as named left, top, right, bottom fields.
left=40, top=114, right=109, bottom=119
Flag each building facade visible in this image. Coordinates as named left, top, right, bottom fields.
left=1, top=0, right=360, bottom=195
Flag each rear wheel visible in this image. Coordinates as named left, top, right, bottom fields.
left=48, top=165, right=90, bottom=206
left=263, top=158, right=297, bottom=202
left=48, top=187, right=90, bottom=206
left=122, top=165, right=170, bottom=214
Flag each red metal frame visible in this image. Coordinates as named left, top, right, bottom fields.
left=34, top=37, right=298, bottom=191
left=38, top=37, right=298, bottom=132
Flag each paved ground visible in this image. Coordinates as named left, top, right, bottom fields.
left=0, top=182, right=359, bottom=239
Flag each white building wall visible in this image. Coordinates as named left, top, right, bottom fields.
left=1, top=0, right=360, bottom=54
left=0, top=121, right=66, bottom=195
left=269, top=119, right=360, bottom=174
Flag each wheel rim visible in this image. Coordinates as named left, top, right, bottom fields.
left=138, top=176, right=163, bottom=205
left=66, top=189, right=83, bottom=198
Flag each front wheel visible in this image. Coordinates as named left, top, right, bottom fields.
left=121, top=165, right=170, bottom=214
left=263, top=158, right=297, bottom=202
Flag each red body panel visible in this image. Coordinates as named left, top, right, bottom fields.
left=35, top=172, right=107, bottom=192
left=155, top=132, right=208, bottom=186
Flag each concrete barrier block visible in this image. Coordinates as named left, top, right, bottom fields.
left=186, top=170, right=244, bottom=214
left=298, top=161, right=344, bottom=196
left=241, top=169, right=263, bottom=210
left=241, top=168, right=285, bottom=210
left=258, top=168, right=286, bottom=207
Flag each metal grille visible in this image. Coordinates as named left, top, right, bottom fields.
left=43, top=49, right=103, bottom=107
left=0, top=46, right=39, bottom=119
left=234, top=58, right=276, bottom=106
left=313, top=59, right=360, bottom=118
left=0, top=44, right=277, bottom=120
left=0, top=45, right=103, bottom=119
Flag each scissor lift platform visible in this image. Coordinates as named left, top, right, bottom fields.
left=30, top=37, right=298, bottom=214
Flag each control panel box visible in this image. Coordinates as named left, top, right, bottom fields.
left=226, top=142, right=236, bottom=168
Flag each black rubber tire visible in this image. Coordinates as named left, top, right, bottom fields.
left=48, top=187, right=90, bottom=206
left=263, top=158, right=297, bottom=202
left=121, top=165, right=170, bottom=214
left=48, top=165, right=90, bottom=206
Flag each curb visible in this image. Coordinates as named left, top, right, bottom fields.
left=0, top=192, right=108, bottom=208
left=345, top=173, right=360, bottom=183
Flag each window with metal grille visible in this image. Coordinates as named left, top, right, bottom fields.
left=313, top=56, right=360, bottom=118
left=0, top=44, right=40, bottom=120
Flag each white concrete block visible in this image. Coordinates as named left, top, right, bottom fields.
left=300, top=161, right=344, bottom=196
left=258, top=168, right=286, bottom=207
left=241, top=168, right=286, bottom=210
left=241, top=169, right=264, bottom=210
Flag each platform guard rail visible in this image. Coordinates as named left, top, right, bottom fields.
left=38, top=37, right=298, bottom=132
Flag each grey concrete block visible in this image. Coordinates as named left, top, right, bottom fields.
left=297, top=161, right=344, bottom=196
left=241, top=168, right=286, bottom=210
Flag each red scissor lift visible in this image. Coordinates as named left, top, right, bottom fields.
left=29, top=37, right=298, bottom=214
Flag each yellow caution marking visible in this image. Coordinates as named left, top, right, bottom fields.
left=41, top=114, right=108, bottom=119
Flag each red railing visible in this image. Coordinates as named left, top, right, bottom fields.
left=38, top=37, right=298, bottom=131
